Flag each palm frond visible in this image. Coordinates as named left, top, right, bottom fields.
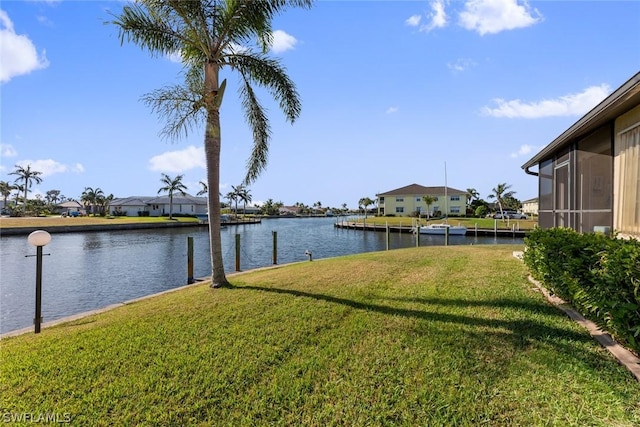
left=239, top=78, right=271, bottom=184
left=228, top=52, right=302, bottom=123
left=109, top=3, right=183, bottom=57
left=142, top=83, right=207, bottom=141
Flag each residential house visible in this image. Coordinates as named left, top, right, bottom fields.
left=376, top=184, right=468, bottom=217
left=56, top=200, right=85, bottom=216
left=110, top=195, right=208, bottom=217
left=279, top=206, right=301, bottom=216
left=521, top=197, right=539, bottom=216
left=521, top=71, right=640, bottom=238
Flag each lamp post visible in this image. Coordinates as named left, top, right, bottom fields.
left=27, top=230, right=51, bottom=334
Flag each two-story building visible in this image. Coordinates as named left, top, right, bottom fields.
left=521, top=71, right=640, bottom=238
left=376, top=184, right=468, bottom=217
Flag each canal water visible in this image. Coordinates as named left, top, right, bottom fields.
left=0, top=217, right=523, bottom=334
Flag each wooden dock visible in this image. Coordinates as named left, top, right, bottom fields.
left=333, top=221, right=527, bottom=238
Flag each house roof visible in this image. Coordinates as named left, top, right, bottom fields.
left=110, top=197, right=155, bottom=207
left=522, top=197, right=539, bottom=204
left=57, top=200, right=83, bottom=208
left=110, top=195, right=208, bottom=206
left=522, top=71, right=640, bottom=171
left=377, top=183, right=467, bottom=196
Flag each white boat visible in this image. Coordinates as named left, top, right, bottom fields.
left=415, top=162, right=467, bottom=236
left=417, top=223, right=467, bottom=235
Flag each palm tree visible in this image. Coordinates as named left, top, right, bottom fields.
left=196, top=180, right=208, bottom=196
left=422, top=194, right=436, bottom=220
left=236, top=185, right=252, bottom=218
left=229, top=185, right=243, bottom=217
left=81, top=187, right=105, bottom=216
left=9, top=164, right=43, bottom=213
left=0, top=181, right=15, bottom=210
left=488, top=182, right=516, bottom=220
left=111, top=0, right=312, bottom=288
left=45, top=189, right=62, bottom=208
left=358, top=197, right=374, bottom=219
left=466, top=188, right=479, bottom=207
left=158, top=173, right=188, bottom=220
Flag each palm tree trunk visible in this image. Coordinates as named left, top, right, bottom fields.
left=205, top=61, right=230, bottom=288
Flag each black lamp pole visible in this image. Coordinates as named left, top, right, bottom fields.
left=34, top=244, right=44, bottom=333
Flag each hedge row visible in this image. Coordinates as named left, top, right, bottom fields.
left=523, top=227, right=640, bottom=354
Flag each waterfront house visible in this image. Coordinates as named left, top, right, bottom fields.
left=110, top=195, right=208, bottom=217
left=521, top=198, right=539, bottom=216
left=376, top=184, right=468, bottom=217
left=521, top=71, right=640, bottom=238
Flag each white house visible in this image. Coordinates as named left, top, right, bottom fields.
left=110, top=195, right=208, bottom=217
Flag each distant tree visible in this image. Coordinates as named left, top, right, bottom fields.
left=110, top=0, right=313, bottom=288
left=502, top=194, right=522, bottom=212
left=196, top=180, right=208, bottom=196
left=9, top=164, right=42, bottom=213
left=45, top=190, right=62, bottom=207
left=488, top=183, right=515, bottom=220
left=97, top=193, right=114, bottom=216
left=81, top=187, right=105, bottom=216
left=0, top=181, right=15, bottom=209
left=421, top=195, right=437, bottom=220
left=259, top=198, right=280, bottom=216
left=466, top=188, right=479, bottom=207
left=475, top=205, right=488, bottom=218
left=358, top=197, right=375, bottom=218
left=158, top=174, right=187, bottom=220
left=229, top=185, right=244, bottom=216
left=225, top=191, right=237, bottom=215
left=236, top=185, right=252, bottom=217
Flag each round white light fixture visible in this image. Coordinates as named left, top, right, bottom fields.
left=27, top=230, right=52, bottom=247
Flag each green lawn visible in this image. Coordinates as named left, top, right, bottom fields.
left=1, top=245, right=638, bottom=426
left=345, top=216, right=538, bottom=230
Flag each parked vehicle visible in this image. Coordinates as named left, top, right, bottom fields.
left=509, top=212, right=527, bottom=219
left=493, top=211, right=527, bottom=219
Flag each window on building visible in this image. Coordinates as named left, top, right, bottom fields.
left=379, top=197, right=385, bottom=203
left=450, top=195, right=460, bottom=201
left=416, top=197, right=421, bottom=202
left=395, top=207, right=404, bottom=213
left=450, top=207, right=460, bottom=213
left=396, top=197, right=404, bottom=202
left=617, top=124, right=640, bottom=236
left=577, top=127, right=612, bottom=232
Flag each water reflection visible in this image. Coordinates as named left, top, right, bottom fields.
left=0, top=217, right=522, bottom=333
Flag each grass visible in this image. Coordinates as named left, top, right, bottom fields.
left=2, top=245, right=639, bottom=426
left=0, top=215, right=201, bottom=228
left=347, top=216, right=538, bottom=230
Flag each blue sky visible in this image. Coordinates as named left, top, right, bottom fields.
left=1, top=0, right=639, bottom=210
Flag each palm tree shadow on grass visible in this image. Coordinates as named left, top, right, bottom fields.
left=227, top=283, right=615, bottom=371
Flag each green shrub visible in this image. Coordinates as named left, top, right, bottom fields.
left=523, top=228, right=640, bottom=354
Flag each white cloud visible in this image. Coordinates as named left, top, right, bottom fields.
left=510, top=144, right=537, bottom=158
left=0, top=10, right=49, bottom=83
left=447, top=58, right=476, bottom=72
left=481, top=84, right=612, bottom=118
left=270, top=30, right=298, bottom=54
left=458, top=0, right=542, bottom=35
left=386, top=106, right=399, bottom=114
left=405, top=15, right=421, bottom=27
left=166, top=51, right=182, bottom=64
left=15, top=159, right=68, bottom=177
left=148, top=145, right=205, bottom=173
left=1, top=143, right=17, bottom=157
left=421, top=0, right=449, bottom=32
